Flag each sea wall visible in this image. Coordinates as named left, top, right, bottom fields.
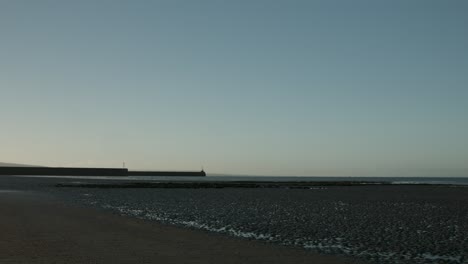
left=128, top=171, right=206, bottom=177
left=0, top=167, right=128, bottom=176
left=0, top=167, right=206, bottom=177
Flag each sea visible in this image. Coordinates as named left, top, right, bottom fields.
left=135, top=175, right=468, bottom=185
left=19, top=174, right=468, bottom=185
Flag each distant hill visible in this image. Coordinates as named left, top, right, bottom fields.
left=0, top=162, right=40, bottom=167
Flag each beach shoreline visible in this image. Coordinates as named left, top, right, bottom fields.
left=0, top=191, right=356, bottom=264
left=2, top=175, right=467, bottom=263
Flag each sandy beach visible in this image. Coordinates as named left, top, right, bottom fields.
left=0, top=191, right=355, bottom=264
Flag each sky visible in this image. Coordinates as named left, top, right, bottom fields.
left=1, top=0, right=467, bottom=176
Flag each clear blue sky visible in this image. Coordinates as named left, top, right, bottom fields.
left=1, top=0, right=467, bottom=176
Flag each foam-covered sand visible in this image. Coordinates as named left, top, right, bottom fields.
left=59, top=184, right=468, bottom=264
left=0, top=190, right=355, bottom=264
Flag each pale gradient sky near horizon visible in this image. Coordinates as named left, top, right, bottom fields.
left=1, top=0, right=467, bottom=176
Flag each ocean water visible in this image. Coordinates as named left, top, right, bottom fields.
left=133, top=175, right=468, bottom=185
left=18, top=174, right=468, bottom=185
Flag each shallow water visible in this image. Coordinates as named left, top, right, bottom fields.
left=16, top=175, right=468, bottom=185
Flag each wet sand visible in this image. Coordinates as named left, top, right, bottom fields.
left=0, top=191, right=356, bottom=264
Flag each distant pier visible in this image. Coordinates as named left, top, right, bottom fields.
left=128, top=170, right=206, bottom=177
left=0, top=166, right=206, bottom=177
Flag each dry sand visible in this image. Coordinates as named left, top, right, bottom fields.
left=0, top=191, right=357, bottom=264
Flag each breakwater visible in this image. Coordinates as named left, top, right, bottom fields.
left=0, top=167, right=206, bottom=177
left=128, top=170, right=206, bottom=177
left=0, top=167, right=127, bottom=176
